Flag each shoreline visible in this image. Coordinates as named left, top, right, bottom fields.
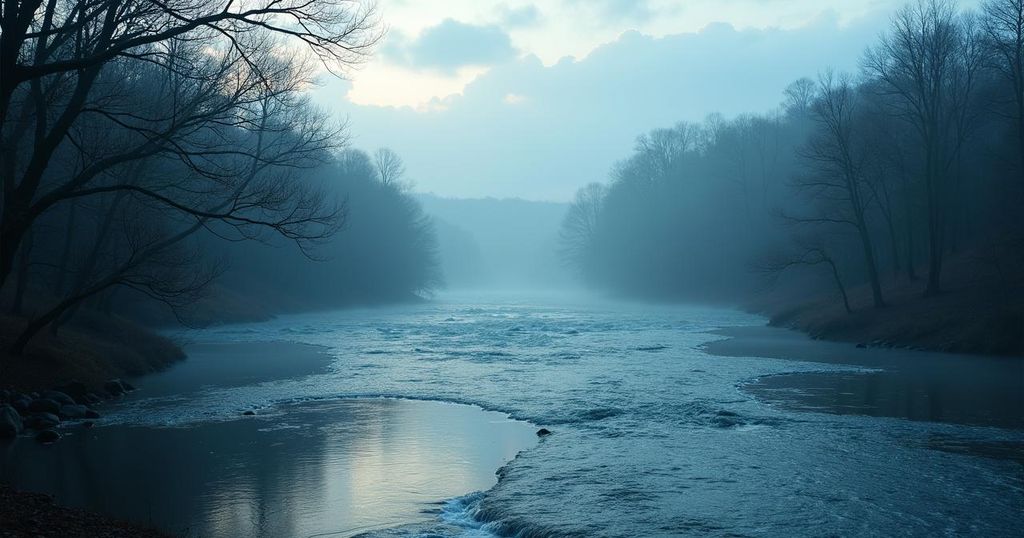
left=2, top=339, right=541, bottom=537
left=704, top=324, right=1024, bottom=431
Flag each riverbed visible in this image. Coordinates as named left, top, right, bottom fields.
left=2, top=292, right=1021, bottom=536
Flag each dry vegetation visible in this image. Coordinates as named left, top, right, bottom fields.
left=0, top=310, right=182, bottom=393
left=756, top=252, right=1024, bottom=355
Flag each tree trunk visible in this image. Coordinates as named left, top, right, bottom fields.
left=827, top=257, right=852, bottom=314
left=54, top=200, right=78, bottom=296
left=10, top=280, right=116, bottom=355
left=923, top=134, right=944, bottom=297
left=11, top=227, right=34, bottom=315
left=857, top=219, right=886, bottom=308
left=903, top=187, right=918, bottom=281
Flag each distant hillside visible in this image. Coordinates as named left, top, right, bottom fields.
left=416, top=194, right=572, bottom=290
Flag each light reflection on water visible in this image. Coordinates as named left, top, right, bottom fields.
left=0, top=398, right=537, bottom=537
left=3, top=292, right=1022, bottom=537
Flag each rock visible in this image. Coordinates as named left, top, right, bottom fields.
left=41, top=390, right=76, bottom=406
left=856, top=343, right=867, bottom=349
left=242, top=410, right=256, bottom=416
left=10, top=396, right=31, bottom=416
left=28, top=398, right=61, bottom=415
left=84, top=409, right=100, bottom=419
left=59, top=404, right=89, bottom=420
left=25, top=413, right=60, bottom=430
left=55, top=382, right=89, bottom=404
left=0, top=405, right=23, bottom=439
left=35, top=430, right=61, bottom=444
left=104, top=380, right=126, bottom=397
left=84, top=393, right=101, bottom=405
left=121, top=381, right=137, bottom=392
left=536, top=428, right=552, bottom=437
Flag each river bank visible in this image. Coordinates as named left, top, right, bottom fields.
left=749, top=256, right=1024, bottom=356
left=1, top=339, right=539, bottom=537
left=0, top=313, right=183, bottom=395
left=704, top=325, right=1024, bottom=430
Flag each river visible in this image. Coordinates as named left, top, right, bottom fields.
left=3, top=292, right=1022, bottom=536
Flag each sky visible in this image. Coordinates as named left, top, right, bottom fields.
left=310, top=0, right=967, bottom=202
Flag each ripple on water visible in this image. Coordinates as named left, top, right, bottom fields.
left=107, top=294, right=1024, bottom=536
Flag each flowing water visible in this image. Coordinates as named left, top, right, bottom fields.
left=4, top=292, right=1023, bottom=536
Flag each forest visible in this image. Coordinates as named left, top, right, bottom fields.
left=0, top=0, right=439, bottom=369
left=560, top=0, right=1024, bottom=354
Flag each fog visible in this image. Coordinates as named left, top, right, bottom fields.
left=1, top=0, right=1021, bottom=344
left=417, top=194, right=571, bottom=290
left=2, top=1, right=1024, bottom=536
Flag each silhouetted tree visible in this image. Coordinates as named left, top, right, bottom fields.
left=863, top=0, right=984, bottom=295
left=559, top=182, right=606, bottom=279
left=374, top=147, right=407, bottom=189
left=791, top=72, right=885, bottom=308
left=0, top=0, right=380, bottom=293
left=982, top=0, right=1024, bottom=185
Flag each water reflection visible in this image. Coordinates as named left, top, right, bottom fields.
left=0, top=398, right=537, bottom=537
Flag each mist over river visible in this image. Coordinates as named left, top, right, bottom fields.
left=7, top=292, right=1022, bottom=537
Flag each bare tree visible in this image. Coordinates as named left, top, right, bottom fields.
left=790, top=72, right=886, bottom=308
left=9, top=49, right=346, bottom=352
left=982, top=0, right=1024, bottom=185
left=783, top=77, right=818, bottom=117
left=758, top=236, right=852, bottom=314
left=0, top=0, right=381, bottom=293
left=559, top=182, right=607, bottom=279
left=863, top=0, right=984, bottom=295
left=374, top=147, right=407, bottom=189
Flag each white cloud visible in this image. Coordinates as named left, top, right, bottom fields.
left=313, top=2, right=915, bottom=200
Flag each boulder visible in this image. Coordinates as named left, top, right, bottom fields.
left=28, top=398, right=61, bottom=415
left=41, top=390, right=76, bottom=406
left=10, top=396, right=31, bottom=416
left=0, top=405, right=22, bottom=439
left=242, top=410, right=256, bottom=416
left=25, top=413, right=61, bottom=430
left=35, top=430, right=61, bottom=444
left=104, top=380, right=126, bottom=397
left=121, top=381, right=136, bottom=392
left=536, top=428, right=552, bottom=437
left=60, top=404, right=89, bottom=420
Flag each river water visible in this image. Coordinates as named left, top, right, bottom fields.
left=5, top=292, right=1023, bottom=536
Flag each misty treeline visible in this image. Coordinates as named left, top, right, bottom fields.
left=0, top=0, right=438, bottom=355
left=561, top=0, right=1024, bottom=312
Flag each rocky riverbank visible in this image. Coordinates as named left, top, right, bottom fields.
left=0, top=380, right=134, bottom=444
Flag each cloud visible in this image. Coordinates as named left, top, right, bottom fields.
left=382, top=19, right=517, bottom=73
left=320, top=12, right=889, bottom=201
left=496, top=4, right=542, bottom=28
left=564, top=0, right=658, bottom=22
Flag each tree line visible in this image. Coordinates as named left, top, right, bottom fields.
left=561, top=0, right=1024, bottom=312
left=0, top=0, right=439, bottom=355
